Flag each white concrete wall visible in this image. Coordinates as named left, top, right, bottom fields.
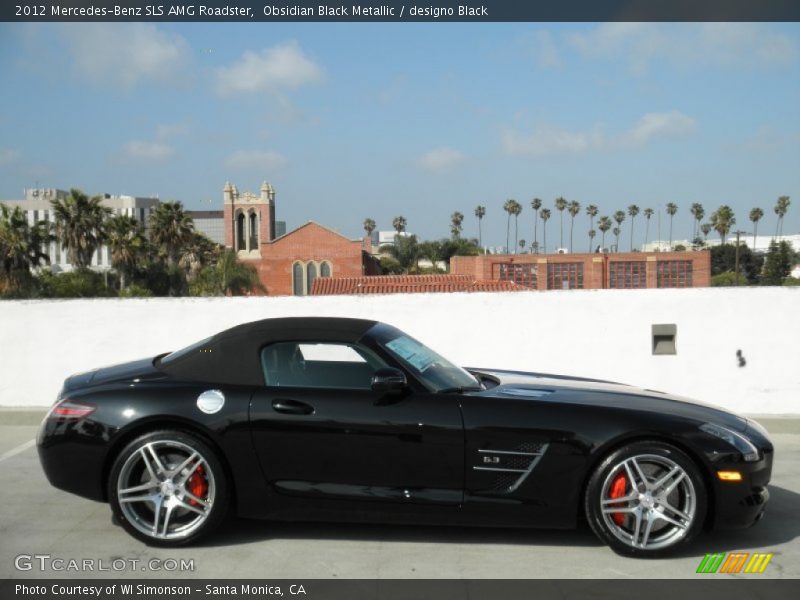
left=0, top=287, right=797, bottom=414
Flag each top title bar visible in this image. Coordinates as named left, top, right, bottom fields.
left=4, top=1, right=800, bottom=22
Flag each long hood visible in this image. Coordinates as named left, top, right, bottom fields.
left=470, top=368, right=748, bottom=432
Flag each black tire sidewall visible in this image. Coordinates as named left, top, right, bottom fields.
left=108, top=429, right=229, bottom=547
left=585, top=440, right=707, bottom=558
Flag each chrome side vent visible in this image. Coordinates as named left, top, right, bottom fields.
left=472, top=444, right=549, bottom=493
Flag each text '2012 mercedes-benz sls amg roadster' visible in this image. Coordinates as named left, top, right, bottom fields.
left=38, top=317, right=773, bottom=556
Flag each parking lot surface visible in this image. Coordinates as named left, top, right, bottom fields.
left=1, top=412, right=798, bottom=579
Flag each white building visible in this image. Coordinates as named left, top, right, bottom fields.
left=370, top=230, right=414, bottom=250
left=641, top=234, right=799, bottom=253
left=2, top=188, right=159, bottom=272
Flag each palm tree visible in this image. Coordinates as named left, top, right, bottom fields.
left=178, top=232, right=217, bottom=284
left=381, top=234, right=418, bottom=274
left=149, top=201, right=194, bottom=266
left=701, top=223, right=712, bottom=241
left=749, top=208, right=764, bottom=251
left=612, top=227, right=621, bottom=250
left=473, top=206, right=486, bottom=248
left=363, top=218, right=376, bottom=239
left=530, top=198, right=542, bottom=252
left=519, top=239, right=526, bottom=253
left=588, top=228, right=596, bottom=251
left=585, top=204, right=598, bottom=252
left=627, top=204, right=640, bottom=251
left=598, top=216, right=612, bottom=250
left=613, top=210, right=626, bottom=252
left=774, top=195, right=791, bottom=238
left=509, top=200, right=522, bottom=253
left=0, top=204, right=52, bottom=292
left=554, top=196, right=568, bottom=250
left=105, top=214, right=146, bottom=290
left=643, top=208, right=654, bottom=247
left=665, top=202, right=678, bottom=250
left=392, top=215, right=407, bottom=234
left=502, top=199, right=518, bottom=253
left=50, top=188, right=110, bottom=268
left=418, top=239, right=445, bottom=272
left=191, top=248, right=265, bottom=296
left=710, top=205, right=736, bottom=245
left=539, top=208, right=551, bottom=254
left=450, top=211, right=464, bottom=240
left=567, top=200, right=581, bottom=252
left=690, top=203, right=704, bottom=241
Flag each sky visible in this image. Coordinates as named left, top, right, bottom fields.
left=0, top=22, right=798, bottom=250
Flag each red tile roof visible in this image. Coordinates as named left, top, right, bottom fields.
left=310, top=274, right=523, bottom=295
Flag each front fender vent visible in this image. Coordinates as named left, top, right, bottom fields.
left=472, top=444, right=549, bottom=493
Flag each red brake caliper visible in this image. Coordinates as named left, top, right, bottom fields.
left=608, top=473, right=628, bottom=526
left=188, top=465, right=208, bottom=507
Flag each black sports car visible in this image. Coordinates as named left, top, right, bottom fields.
left=38, top=317, right=773, bottom=556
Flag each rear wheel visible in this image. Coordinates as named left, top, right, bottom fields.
left=585, top=441, right=707, bottom=557
left=108, top=430, right=229, bottom=546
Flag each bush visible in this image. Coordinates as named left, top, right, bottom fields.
left=710, top=271, right=739, bottom=287
left=119, top=284, right=153, bottom=297
left=782, top=277, right=800, bottom=287
left=37, top=269, right=116, bottom=298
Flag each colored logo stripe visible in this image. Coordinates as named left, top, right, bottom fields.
left=697, top=553, right=725, bottom=573
left=744, top=553, right=773, bottom=574
left=696, top=552, right=773, bottom=574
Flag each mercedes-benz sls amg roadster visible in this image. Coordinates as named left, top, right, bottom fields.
left=38, top=317, right=773, bottom=556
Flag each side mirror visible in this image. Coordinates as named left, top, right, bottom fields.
left=371, top=367, right=407, bottom=394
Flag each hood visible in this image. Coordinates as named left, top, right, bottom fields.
left=63, top=357, right=164, bottom=393
left=470, top=368, right=748, bottom=432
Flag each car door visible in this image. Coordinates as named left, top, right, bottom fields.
left=249, top=339, right=464, bottom=508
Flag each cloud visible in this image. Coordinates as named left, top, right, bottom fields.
left=215, top=41, right=324, bottom=95
left=225, top=150, right=288, bottom=170
left=417, top=147, right=466, bottom=171
left=502, top=111, right=696, bottom=158
left=568, top=23, right=797, bottom=74
left=123, top=141, right=175, bottom=161
left=0, top=148, right=20, bottom=166
left=154, top=123, right=189, bottom=140
left=530, top=30, right=562, bottom=68
left=60, top=24, right=191, bottom=88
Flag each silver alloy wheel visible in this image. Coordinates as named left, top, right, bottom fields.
left=599, top=453, right=696, bottom=551
left=117, top=440, right=215, bottom=540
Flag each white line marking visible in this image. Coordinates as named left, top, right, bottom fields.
left=0, top=439, right=35, bottom=463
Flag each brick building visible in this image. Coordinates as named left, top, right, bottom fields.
left=311, top=274, right=523, bottom=295
left=450, top=251, right=710, bottom=290
left=222, top=181, right=378, bottom=295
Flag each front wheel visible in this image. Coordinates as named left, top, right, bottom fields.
left=108, top=430, right=229, bottom=546
left=585, top=441, right=707, bottom=557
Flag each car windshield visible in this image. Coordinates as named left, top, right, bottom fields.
left=370, top=324, right=480, bottom=393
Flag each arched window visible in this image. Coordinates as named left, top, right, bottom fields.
left=320, top=261, right=331, bottom=278
left=292, top=262, right=304, bottom=296
left=236, top=213, right=246, bottom=251
left=306, top=262, right=318, bottom=294
left=249, top=212, right=258, bottom=251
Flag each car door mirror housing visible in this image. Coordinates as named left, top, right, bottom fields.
left=371, top=367, right=407, bottom=393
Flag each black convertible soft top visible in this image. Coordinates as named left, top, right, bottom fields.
left=157, top=316, right=377, bottom=387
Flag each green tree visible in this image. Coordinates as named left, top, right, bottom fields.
left=554, top=196, right=568, bottom=249
left=450, top=211, right=464, bottom=240
left=190, top=248, right=265, bottom=296
left=50, top=188, right=111, bottom=268
left=749, top=207, right=764, bottom=251
left=613, top=211, right=626, bottom=251
left=149, top=201, right=194, bottom=267
left=710, top=244, right=763, bottom=284
left=567, top=200, right=580, bottom=253
left=530, top=198, right=542, bottom=253
left=612, top=226, right=621, bottom=250
left=519, top=239, right=526, bottom=253
left=643, top=208, right=654, bottom=247
left=598, top=216, right=612, bottom=250
left=381, top=233, right=418, bottom=274
left=539, top=208, right=551, bottom=254
left=773, top=195, right=791, bottom=238
left=0, top=204, right=52, bottom=295
left=105, top=215, right=146, bottom=290
left=588, top=228, right=596, bottom=252
left=585, top=204, right=598, bottom=252
left=665, top=202, right=678, bottom=250
left=506, top=199, right=522, bottom=254
left=418, top=239, right=445, bottom=272
left=392, top=215, right=407, bottom=234
left=690, top=203, right=705, bottom=241
left=363, top=218, right=376, bottom=238
left=473, top=205, right=486, bottom=248
left=701, top=223, right=712, bottom=242
left=627, top=204, right=640, bottom=251
left=710, top=205, right=736, bottom=245
left=762, top=240, right=792, bottom=285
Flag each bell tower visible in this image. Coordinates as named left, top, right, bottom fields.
left=223, top=180, right=276, bottom=256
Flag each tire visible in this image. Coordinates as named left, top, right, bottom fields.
left=108, top=430, right=229, bottom=547
left=585, top=440, right=707, bottom=558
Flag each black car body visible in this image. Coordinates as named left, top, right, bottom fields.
left=38, top=317, right=773, bottom=555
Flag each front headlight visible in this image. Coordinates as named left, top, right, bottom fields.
left=699, top=423, right=759, bottom=462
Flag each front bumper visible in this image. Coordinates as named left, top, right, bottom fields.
left=711, top=448, right=773, bottom=530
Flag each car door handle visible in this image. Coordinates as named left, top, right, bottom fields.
left=272, top=399, right=314, bottom=415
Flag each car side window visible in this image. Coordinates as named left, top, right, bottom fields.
left=260, top=341, right=387, bottom=389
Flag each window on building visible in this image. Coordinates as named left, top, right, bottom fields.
left=609, top=261, right=647, bottom=289
left=236, top=213, right=246, bottom=251
left=495, top=263, right=537, bottom=288
left=657, top=261, right=693, bottom=288
left=306, top=262, right=318, bottom=294
left=547, top=263, right=584, bottom=290
left=292, top=262, right=304, bottom=296
left=320, top=261, right=332, bottom=278
left=249, top=212, right=258, bottom=250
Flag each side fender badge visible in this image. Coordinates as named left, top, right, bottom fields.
left=197, top=390, right=225, bottom=414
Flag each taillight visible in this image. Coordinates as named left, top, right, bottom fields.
left=50, top=399, right=96, bottom=419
